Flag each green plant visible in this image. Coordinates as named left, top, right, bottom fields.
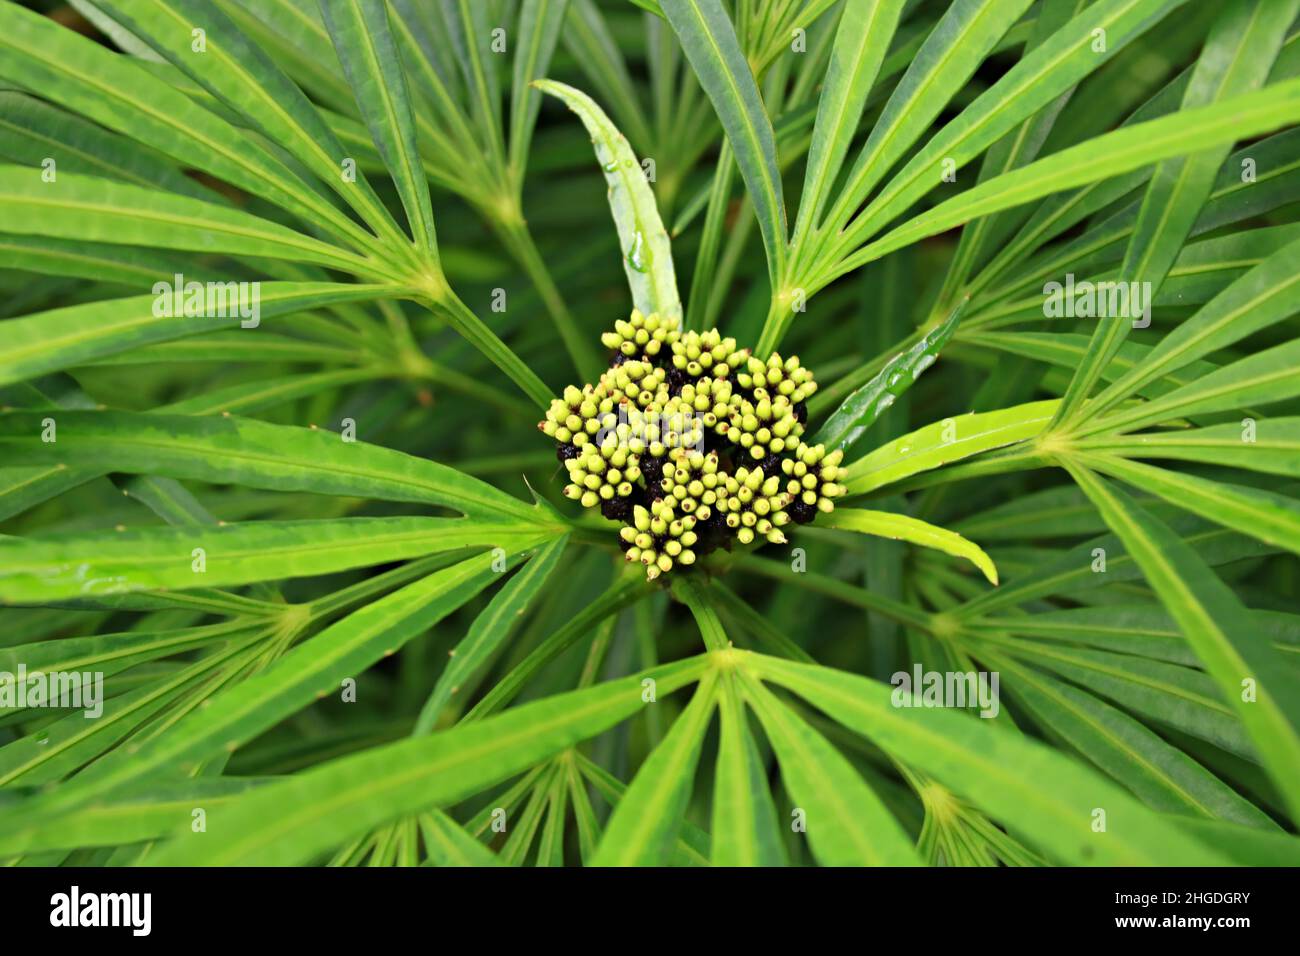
left=0, top=0, right=1298, bottom=867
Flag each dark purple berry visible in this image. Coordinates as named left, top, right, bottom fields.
left=693, top=514, right=728, bottom=557
left=718, top=441, right=742, bottom=471
left=789, top=500, right=817, bottom=525
left=639, top=455, right=664, bottom=487
left=601, top=496, right=632, bottom=522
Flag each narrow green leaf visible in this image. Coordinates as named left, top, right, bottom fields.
left=158, top=369, right=384, bottom=417
left=1077, top=454, right=1300, bottom=558
left=0, top=284, right=392, bottom=386
left=419, top=811, right=502, bottom=867
left=218, top=0, right=355, bottom=112
left=815, top=298, right=964, bottom=454
left=462, top=574, right=647, bottom=721
left=0, top=631, right=267, bottom=788
left=566, top=757, right=602, bottom=864
left=576, top=751, right=712, bottom=866
left=823, top=0, right=1036, bottom=238
left=0, top=552, right=537, bottom=853
left=1168, top=817, right=1300, bottom=866
left=443, top=0, right=505, bottom=163
left=974, top=605, right=1202, bottom=665
left=710, top=671, right=788, bottom=866
left=535, top=79, right=682, bottom=326
left=740, top=670, right=920, bottom=866
left=933, top=0, right=1091, bottom=308
left=976, top=126, right=1300, bottom=304
left=969, top=332, right=1223, bottom=398
left=509, top=0, right=568, bottom=174
left=794, top=0, right=906, bottom=240
left=1081, top=236, right=1300, bottom=430
left=748, top=652, right=1230, bottom=865
left=1065, top=464, right=1300, bottom=824
left=843, top=400, right=1059, bottom=495
left=1079, top=418, right=1300, bottom=478
left=0, top=620, right=251, bottom=678
left=959, top=516, right=1272, bottom=617
left=824, top=508, right=999, bottom=585
left=0, top=779, right=264, bottom=854
left=319, top=0, right=437, bottom=250
left=590, top=668, right=718, bottom=866
left=853, top=0, right=1189, bottom=245
left=0, top=90, right=207, bottom=198
left=0, top=410, right=542, bottom=522
left=67, top=0, right=165, bottom=60
left=982, top=647, right=1273, bottom=827
left=0, top=234, right=199, bottom=289
left=142, top=656, right=709, bottom=865
left=0, top=516, right=549, bottom=601
left=101, top=0, right=415, bottom=252
left=0, top=1, right=378, bottom=250
left=414, top=535, right=570, bottom=732
left=0, top=465, right=98, bottom=523
left=0, top=166, right=382, bottom=276
left=839, top=79, right=1300, bottom=277
left=563, top=0, right=652, bottom=148
left=1053, top=0, right=1298, bottom=429
left=1092, top=338, right=1300, bottom=435
left=660, top=0, right=787, bottom=283
left=991, top=639, right=1253, bottom=760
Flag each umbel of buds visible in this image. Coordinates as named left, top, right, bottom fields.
left=541, top=310, right=846, bottom=580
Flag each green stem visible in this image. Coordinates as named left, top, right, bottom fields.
left=496, top=218, right=603, bottom=382
left=411, top=358, right=538, bottom=419
left=686, top=141, right=736, bottom=331
left=702, top=195, right=757, bottom=334
left=423, top=290, right=555, bottom=411
left=709, top=582, right=816, bottom=662
left=671, top=575, right=730, bottom=652
left=306, top=553, right=465, bottom=620
left=808, top=328, right=923, bottom=419
left=737, top=554, right=935, bottom=632
left=754, top=290, right=789, bottom=358
left=460, top=574, right=646, bottom=722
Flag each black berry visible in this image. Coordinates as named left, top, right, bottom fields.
left=601, top=496, right=632, bottom=522
left=789, top=500, right=817, bottom=524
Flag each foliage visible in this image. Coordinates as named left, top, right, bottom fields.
left=1, top=0, right=1298, bottom=867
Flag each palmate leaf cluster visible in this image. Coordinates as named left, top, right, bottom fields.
left=0, top=0, right=1298, bottom=867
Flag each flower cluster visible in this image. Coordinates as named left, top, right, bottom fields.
left=540, top=310, right=846, bottom=579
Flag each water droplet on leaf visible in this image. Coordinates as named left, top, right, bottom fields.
left=626, top=231, right=647, bottom=273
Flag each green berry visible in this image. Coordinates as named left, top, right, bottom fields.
left=543, top=311, right=849, bottom=579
